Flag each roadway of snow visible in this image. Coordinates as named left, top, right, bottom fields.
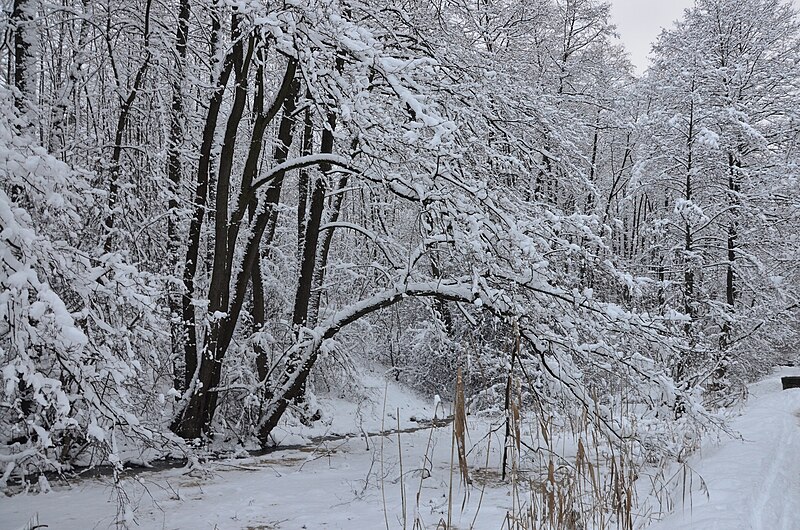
left=651, top=367, right=800, bottom=530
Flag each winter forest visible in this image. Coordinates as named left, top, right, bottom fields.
left=1, top=0, right=800, bottom=528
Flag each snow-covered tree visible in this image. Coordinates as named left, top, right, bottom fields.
left=634, top=0, right=800, bottom=395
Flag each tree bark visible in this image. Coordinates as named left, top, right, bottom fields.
left=12, top=0, right=36, bottom=119
left=171, top=27, right=237, bottom=436
left=168, top=0, right=191, bottom=393
left=173, top=68, right=300, bottom=439
left=103, top=0, right=153, bottom=253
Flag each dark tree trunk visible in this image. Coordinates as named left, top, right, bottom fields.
left=586, top=114, right=599, bottom=212
left=294, top=57, right=345, bottom=330
left=12, top=0, right=35, bottom=117
left=725, top=153, right=740, bottom=309
left=173, top=63, right=299, bottom=439
left=682, top=94, right=695, bottom=326
left=208, top=19, right=254, bottom=320
left=296, top=100, right=314, bottom=260
left=103, top=0, right=153, bottom=253
left=49, top=0, right=90, bottom=154
left=174, top=12, right=255, bottom=438
left=259, top=59, right=348, bottom=442
left=167, top=0, right=191, bottom=392
left=171, top=29, right=237, bottom=437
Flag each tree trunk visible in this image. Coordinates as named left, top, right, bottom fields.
left=48, top=0, right=90, bottom=155
left=167, top=0, right=191, bottom=393
left=725, top=153, right=740, bottom=309
left=682, top=93, right=696, bottom=326
left=12, top=0, right=36, bottom=119
left=173, top=70, right=299, bottom=439
left=103, top=0, right=153, bottom=253
left=171, top=31, right=237, bottom=438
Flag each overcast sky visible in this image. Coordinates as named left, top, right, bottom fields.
left=609, top=0, right=695, bottom=73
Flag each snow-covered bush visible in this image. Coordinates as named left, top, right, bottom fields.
left=0, top=90, right=170, bottom=488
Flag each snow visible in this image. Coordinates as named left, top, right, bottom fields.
left=650, top=367, right=800, bottom=530
left=87, top=421, right=106, bottom=443
left=0, top=375, right=514, bottom=529
left=4, top=368, right=800, bottom=529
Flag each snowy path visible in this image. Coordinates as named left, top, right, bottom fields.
left=651, top=368, right=800, bottom=530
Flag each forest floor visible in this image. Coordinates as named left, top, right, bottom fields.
left=2, top=368, right=800, bottom=529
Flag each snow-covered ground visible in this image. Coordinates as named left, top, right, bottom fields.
left=650, top=367, right=800, bottom=530
left=0, top=376, right=515, bottom=529
left=3, top=368, right=800, bottom=529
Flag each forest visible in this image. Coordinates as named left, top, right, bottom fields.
left=1, top=0, right=799, bottom=527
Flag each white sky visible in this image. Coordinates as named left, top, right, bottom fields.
left=609, top=0, right=695, bottom=73
left=610, top=0, right=800, bottom=73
